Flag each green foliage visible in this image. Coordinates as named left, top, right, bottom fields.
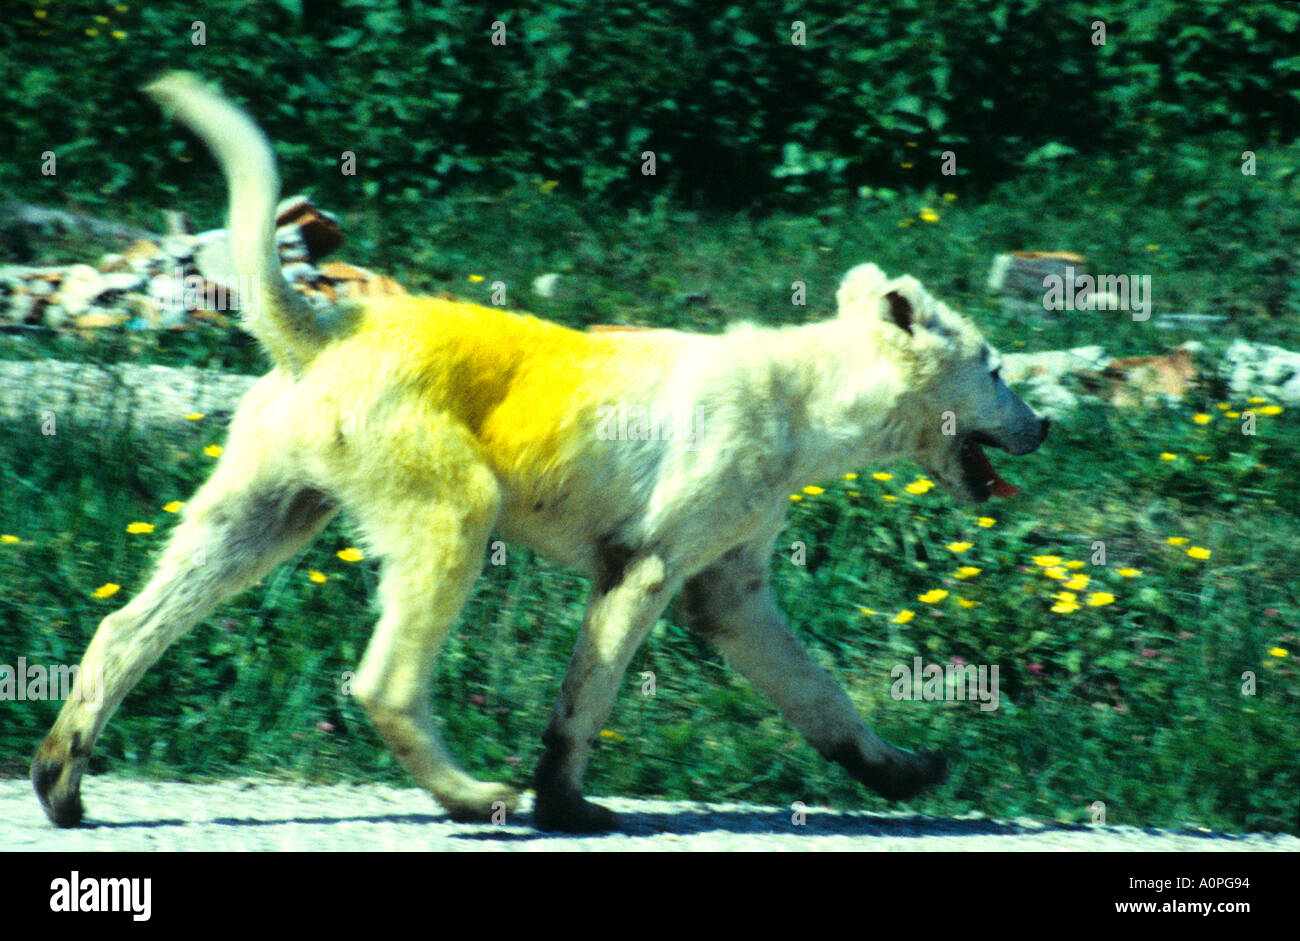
left=1, top=0, right=1296, bottom=212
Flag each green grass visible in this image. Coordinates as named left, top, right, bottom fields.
left=2, top=139, right=1297, bottom=834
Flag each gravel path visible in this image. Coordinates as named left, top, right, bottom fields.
left=2, top=777, right=1294, bottom=851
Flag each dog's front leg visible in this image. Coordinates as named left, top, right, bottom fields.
left=534, top=550, right=677, bottom=832
left=678, top=540, right=947, bottom=802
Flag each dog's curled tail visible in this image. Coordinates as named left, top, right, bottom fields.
left=143, top=72, right=326, bottom=375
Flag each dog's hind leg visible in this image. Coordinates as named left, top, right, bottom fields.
left=677, top=538, right=947, bottom=802
left=533, top=548, right=679, bottom=831
left=345, top=456, right=516, bottom=823
left=31, top=428, right=338, bottom=827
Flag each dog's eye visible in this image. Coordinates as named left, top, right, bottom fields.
left=990, top=367, right=1001, bottom=382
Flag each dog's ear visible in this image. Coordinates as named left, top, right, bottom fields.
left=836, top=263, right=889, bottom=313
left=884, top=291, right=914, bottom=335
left=878, top=275, right=936, bottom=336
left=837, top=265, right=933, bottom=337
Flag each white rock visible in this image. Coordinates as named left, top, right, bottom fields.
left=104, top=272, right=146, bottom=292
left=57, top=264, right=107, bottom=315
left=281, top=262, right=318, bottom=284
left=7, top=292, right=36, bottom=323
left=149, top=274, right=188, bottom=328
left=1223, top=339, right=1300, bottom=403
left=195, top=236, right=237, bottom=285
left=43, top=302, right=68, bottom=329
left=1000, top=346, right=1107, bottom=383
left=160, top=234, right=197, bottom=260
left=533, top=272, right=561, bottom=298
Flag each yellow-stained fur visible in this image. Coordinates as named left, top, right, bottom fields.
left=32, top=73, right=1049, bottom=832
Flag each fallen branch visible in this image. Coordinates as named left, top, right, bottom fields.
left=0, top=358, right=255, bottom=440
left=0, top=201, right=162, bottom=245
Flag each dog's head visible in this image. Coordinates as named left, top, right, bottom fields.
left=836, top=263, right=1049, bottom=503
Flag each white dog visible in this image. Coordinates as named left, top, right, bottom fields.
left=33, top=73, right=1049, bottom=832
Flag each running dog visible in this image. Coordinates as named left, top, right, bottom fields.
left=33, top=73, right=1049, bottom=832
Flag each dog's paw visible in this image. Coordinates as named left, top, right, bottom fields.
left=439, top=781, right=520, bottom=823
left=533, top=792, right=620, bottom=833
left=874, top=748, right=948, bottom=801
left=31, top=739, right=86, bottom=828
left=824, top=740, right=948, bottom=802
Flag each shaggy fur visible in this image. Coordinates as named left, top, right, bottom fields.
left=32, top=73, right=1048, bottom=832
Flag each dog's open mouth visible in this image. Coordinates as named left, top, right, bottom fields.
left=961, top=432, right=1021, bottom=500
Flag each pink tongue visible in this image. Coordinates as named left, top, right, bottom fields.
left=966, top=440, right=1021, bottom=498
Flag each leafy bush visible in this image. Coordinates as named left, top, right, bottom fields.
left=2, top=0, right=1296, bottom=210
